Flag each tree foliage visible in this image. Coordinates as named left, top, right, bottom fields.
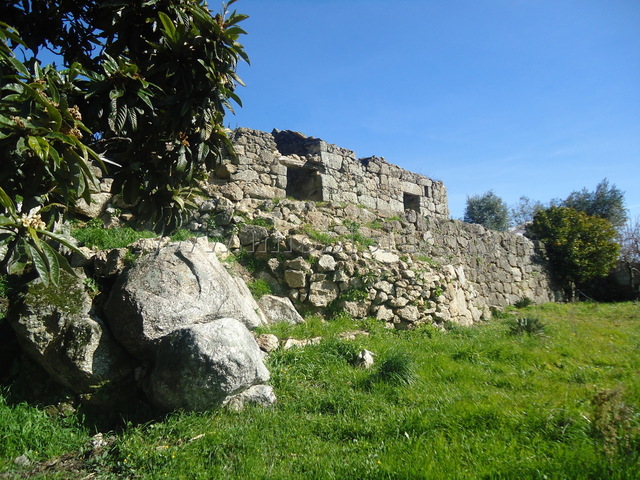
left=510, top=196, right=545, bottom=227
left=526, top=206, right=620, bottom=299
left=0, top=0, right=248, bottom=283
left=562, top=178, right=627, bottom=228
left=463, top=190, right=510, bottom=231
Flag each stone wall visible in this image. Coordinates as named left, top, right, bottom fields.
left=212, top=128, right=449, bottom=220
left=185, top=193, right=557, bottom=327
left=92, top=127, right=558, bottom=326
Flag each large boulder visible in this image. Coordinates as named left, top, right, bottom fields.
left=10, top=271, right=133, bottom=393
left=104, top=239, right=266, bottom=359
left=144, top=318, right=272, bottom=411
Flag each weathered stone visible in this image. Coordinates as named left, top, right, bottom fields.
left=11, top=271, right=132, bottom=393
left=215, top=163, right=237, bottom=179
left=353, top=349, right=376, bottom=369
left=340, top=300, right=370, bottom=318
left=307, top=279, right=339, bottom=307
left=282, top=337, right=322, bottom=350
left=75, top=192, right=113, bottom=218
left=375, top=305, right=395, bottom=321
left=370, top=247, right=400, bottom=264
left=94, top=248, right=128, bottom=278
left=284, top=270, right=307, bottom=288
left=286, top=257, right=312, bottom=271
left=258, top=295, right=305, bottom=324
left=256, top=333, right=280, bottom=352
left=104, top=240, right=266, bottom=359
left=317, top=254, right=337, bottom=272
left=396, top=305, right=420, bottom=322
left=338, top=330, right=370, bottom=340
left=238, top=224, right=269, bottom=246
left=224, top=384, right=277, bottom=411
left=145, top=318, right=270, bottom=412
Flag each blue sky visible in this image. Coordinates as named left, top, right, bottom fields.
left=224, top=0, right=640, bottom=221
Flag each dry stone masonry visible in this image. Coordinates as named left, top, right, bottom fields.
left=193, top=128, right=558, bottom=327
left=211, top=128, right=449, bottom=220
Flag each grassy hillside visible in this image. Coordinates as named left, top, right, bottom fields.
left=1, top=302, right=639, bottom=479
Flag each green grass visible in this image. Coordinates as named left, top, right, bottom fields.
left=71, top=223, right=157, bottom=250
left=247, top=278, right=272, bottom=299
left=1, top=302, right=639, bottom=479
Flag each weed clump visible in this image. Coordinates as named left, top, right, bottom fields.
left=591, top=387, right=640, bottom=459
left=514, top=297, right=534, bottom=308
left=508, top=317, right=546, bottom=336
left=247, top=279, right=272, bottom=299
left=370, top=349, right=417, bottom=386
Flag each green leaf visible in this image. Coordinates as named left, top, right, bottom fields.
left=39, top=229, right=82, bottom=255
left=225, top=13, right=249, bottom=27
left=27, top=136, right=45, bottom=160
left=22, top=83, right=63, bottom=131
left=8, top=56, right=29, bottom=77
left=116, top=102, right=128, bottom=132
left=25, top=242, right=50, bottom=286
left=0, top=187, right=16, bottom=216
left=46, top=132, right=76, bottom=145
left=39, top=241, right=61, bottom=286
left=6, top=247, right=27, bottom=276
left=158, top=11, right=179, bottom=43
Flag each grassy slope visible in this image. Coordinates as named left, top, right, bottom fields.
left=1, top=303, right=639, bottom=479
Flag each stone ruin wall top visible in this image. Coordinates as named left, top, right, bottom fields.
left=214, top=128, right=450, bottom=220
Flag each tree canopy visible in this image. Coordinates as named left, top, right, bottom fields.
left=463, top=190, right=510, bottom=232
left=510, top=196, right=545, bottom=227
left=561, top=178, right=627, bottom=228
left=0, top=0, right=248, bottom=284
left=526, top=206, right=620, bottom=299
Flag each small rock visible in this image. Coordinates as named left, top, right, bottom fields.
left=317, top=254, right=337, bottom=272
left=284, top=270, right=307, bottom=288
left=258, top=295, right=305, bottom=324
left=353, top=349, right=376, bottom=369
left=256, top=333, right=280, bottom=352
left=282, top=337, right=322, bottom=350
left=338, top=330, right=370, bottom=341
left=14, top=455, right=30, bottom=467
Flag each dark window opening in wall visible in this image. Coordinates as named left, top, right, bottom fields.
left=424, top=186, right=431, bottom=198
left=286, top=167, right=323, bottom=201
left=403, top=192, right=420, bottom=212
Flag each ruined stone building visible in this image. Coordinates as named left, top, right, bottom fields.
left=212, top=128, right=449, bottom=220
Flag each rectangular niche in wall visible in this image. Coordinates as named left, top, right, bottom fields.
left=403, top=192, right=421, bottom=212
left=286, top=167, right=324, bottom=201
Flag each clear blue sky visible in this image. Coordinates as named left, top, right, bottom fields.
left=223, top=0, right=640, bottom=221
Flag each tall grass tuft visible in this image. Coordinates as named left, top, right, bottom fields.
left=370, top=349, right=418, bottom=386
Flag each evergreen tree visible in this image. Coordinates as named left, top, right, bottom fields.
left=464, top=191, right=510, bottom=231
